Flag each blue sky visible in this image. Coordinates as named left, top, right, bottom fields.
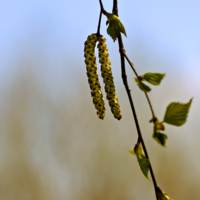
left=0, top=0, right=200, bottom=77
left=0, top=0, right=200, bottom=98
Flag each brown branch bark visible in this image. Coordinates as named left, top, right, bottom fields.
left=97, top=0, right=159, bottom=199
left=113, top=0, right=159, bottom=199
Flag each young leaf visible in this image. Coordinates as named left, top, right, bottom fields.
left=103, top=11, right=127, bottom=42
left=157, top=187, right=172, bottom=200
left=155, top=120, right=165, bottom=131
left=129, top=144, right=150, bottom=179
left=138, top=153, right=150, bottom=179
left=128, top=150, right=136, bottom=156
left=134, top=78, right=151, bottom=92
left=153, top=121, right=167, bottom=146
left=163, top=98, right=193, bottom=126
left=153, top=131, right=168, bottom=146
left=143, top=73, right=165, bottom=86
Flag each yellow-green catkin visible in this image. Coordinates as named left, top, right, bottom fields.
left=97, top=35, right=122, bottom=120
left=84, top=34, right=105, bottom=119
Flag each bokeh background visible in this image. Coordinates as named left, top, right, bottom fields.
left=0, top=0, right=200, bottom=199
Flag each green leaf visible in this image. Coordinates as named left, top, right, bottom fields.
left=128, top=150, right=136, bottom=156
left=129, top=144, right=150, bottom=179
left=153, top=131, right=168, bottom=146
left=138, top=154, right=150, bottom=179
left=106, top=14, right=127, bottom=42
left=163, top=98, right=193, bottom=126
left=134, top=78, right=151, bottom=92
left=157, top=187, right=172, bottom=200
left=143, top=73, right=165, bottom=86
left=153, top=120, right=167, bottom=146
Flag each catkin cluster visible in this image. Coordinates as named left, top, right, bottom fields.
left=97, top=36, right=122, bottom=120
left=84, top=33, right=122, bottom=120
left=84, top=34, right=105, bottom=119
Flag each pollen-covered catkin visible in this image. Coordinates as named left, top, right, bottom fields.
left=84, top=34, right=105, bottom=119
left=97, top=35, right=122, bottom=120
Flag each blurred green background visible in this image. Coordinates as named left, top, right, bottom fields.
left=0, top=0, right=200, bottom=199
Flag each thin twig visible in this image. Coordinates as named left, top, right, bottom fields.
left=123, top=52, right=156, bottom=119
left=97, top=8, right=102, bottom=35
left=123, top=52, right=139, bottom=78
left=112, top=0, right=159, bottom=199
left=145, top=92, right=156, bottom=119
left=97, top=0, right=104, bottom=35
left=99, top=0, right=103, bottom=10
left=112, top=0, right=118, bottom=16
left=118, top=32, right=159, bottom=200
left=98, top=0, right=159, bottom=199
